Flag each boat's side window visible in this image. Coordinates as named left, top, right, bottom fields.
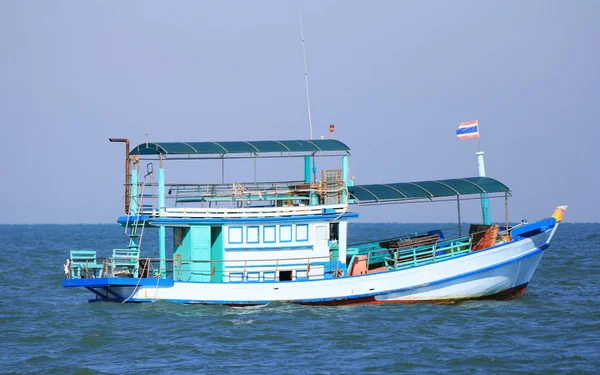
left=174, top=228, right=184, bottom=246
left=279, top=270, right=293, bottom=281
left=330, top=223, right=339, bottom=241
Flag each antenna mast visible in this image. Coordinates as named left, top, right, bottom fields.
left=299, top=9, right=313, bottom=140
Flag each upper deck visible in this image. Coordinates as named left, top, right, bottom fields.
left=115, top=138, right=353, bottom=223
left=113, top=138, right=511, bottom=223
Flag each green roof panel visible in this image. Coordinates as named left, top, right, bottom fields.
left=349, top=177, right=510, bottom=204
left=130, top=139, right=351, bottom=156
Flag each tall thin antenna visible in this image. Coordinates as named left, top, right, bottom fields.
left=299, top=9, right=313, bottom=140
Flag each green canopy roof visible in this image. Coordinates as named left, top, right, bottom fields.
left=130, top=139, right=350, bottom=156
left=349, top=177, right=510, bottom=204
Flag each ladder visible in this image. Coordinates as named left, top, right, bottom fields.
left=122, top=175, right=154, bottom=267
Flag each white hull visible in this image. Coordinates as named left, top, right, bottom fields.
left=105, top=225, right=555, bottom=305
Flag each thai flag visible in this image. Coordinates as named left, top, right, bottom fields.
left=456, top=120, right=479, bottom=140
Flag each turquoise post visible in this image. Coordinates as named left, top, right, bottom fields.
left=304, top=156, right=311, bottom=183
left=158, top=168, right=166, bottom=278
left=130, top=169, right=138, bottom=216
left=341, top=155, right=348, bottom=203
left=477, top=151, right=491, bottom=225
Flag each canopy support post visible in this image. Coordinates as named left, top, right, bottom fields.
left=130, top=169, right=138, bottom=216
left=341, top=155, right=348, bottom=204
left=304, top=156, right=311, bottom=183
left=158, top=154, right=166, bottom=279
left=457, top=195, right=462, bottom=236
left=221, top=159, right=225, bottom=184
left=504, top=192, right=509, bottom=237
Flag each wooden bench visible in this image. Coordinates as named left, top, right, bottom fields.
left=380, top=234, right=440, bottom=250
left=69, top=250, right=104, bottom=279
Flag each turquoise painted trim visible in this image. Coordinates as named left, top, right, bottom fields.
left=130, top=170, right=138, bottom=216
left=304, top=156, right=311, bottom=183
left=279, top=225, right=293, bottom=243
left=117, top=212, right=360, bottom=226
left=263, top=225, right=276, bottom=243
left=224, top=245, right=314, bottom=251
left=342, top=155, right=348, bottom=204
left=246, top=226, right=260, bottom=244
left=296, top=224, right=309, bottom=242
left=227, top=226, right=244, bottom=244
left=481, top=193, right=491, bottom=225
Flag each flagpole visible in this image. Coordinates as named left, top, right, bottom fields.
left=457, top=119, right=491, bottom=225
left=475, top=121, right=491, bottom=225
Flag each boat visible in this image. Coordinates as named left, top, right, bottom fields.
left=62, top=137, right=566, bottom=305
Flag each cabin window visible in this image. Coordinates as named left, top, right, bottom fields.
left=228, top=226, right=243, bottom=244
left=296, top=224, right=309, bottom=242
left=316, top=225, right=329, bottom=241
left=330, top=223, right=339, bottom=241
left=280, top=225, right=293, bottom=243
left=279, top=270, right=293, bottom=281
left=228, top=272, right=244, bottom=282
left=264, top=226, right=276, bottom=243
left=174, top=228, right=183, bottom=246
left=247, top=226, right=260, bottom=244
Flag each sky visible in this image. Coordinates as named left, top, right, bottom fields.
left=1, top=0, right=598, bottom=224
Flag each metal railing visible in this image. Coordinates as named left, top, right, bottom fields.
left=65, top=254, right=339, bottom=282
left=124, top=180, right=347, bottom=213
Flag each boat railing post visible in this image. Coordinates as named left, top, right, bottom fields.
left=243, top=260, right=247, bottom=282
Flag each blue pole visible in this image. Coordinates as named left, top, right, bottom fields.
left=130, top=169, right=138, bottom=216
left=158, top=167, right=166, bottom=278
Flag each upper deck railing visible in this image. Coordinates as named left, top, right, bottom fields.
left=127, top=178, right=346, bottom=217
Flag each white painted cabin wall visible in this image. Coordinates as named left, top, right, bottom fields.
left=221, top=222, right=333, bottom=281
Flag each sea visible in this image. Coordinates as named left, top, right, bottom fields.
left=0, top=223, right=598, bottom=374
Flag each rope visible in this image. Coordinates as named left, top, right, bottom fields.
left=152, top=261, right=162, bottom=303
left=121, top=258, right=149, bottom=303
